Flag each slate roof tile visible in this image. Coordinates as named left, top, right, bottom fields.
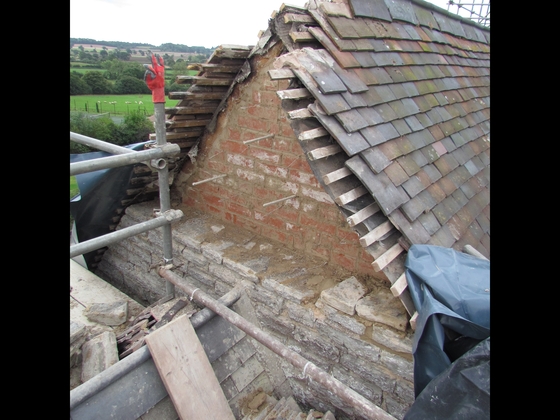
left=360, top=147, right=391, bottom=173
left=392, top=119, right=412, bottom=136
left=401, top=174, right=425, bottom=198
left=418, top=211, right=441, bottom=236
left=441, top=137, right=457, bottom=153
left=273, top=0, right=489, bottom=280
left=397, top=154, right=422, bottom=176
left=402, top=195, right=428, bottom=221
left=348, top=0, right=392, bottom=20
left=384, top=161, right=410, bottom=186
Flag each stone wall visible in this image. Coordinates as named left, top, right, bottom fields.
left=96, top=201, right=415, bottom=419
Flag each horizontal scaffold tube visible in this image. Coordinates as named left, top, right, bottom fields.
left=70, top=143, right=180, bottom=176
left=70, top=209, right=183, bottom=258
left=70, top=132, right=137, bottom=155
left=157, top=267, right=397, bottom=420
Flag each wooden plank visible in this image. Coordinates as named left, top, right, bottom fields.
left=347, top=203, right=380, bottom=227
left=284, top=12, right=315, bottom=23
left=200, top=64, right=242, bottom=73
left=323, top=167, right=352, bottom=185
left=149, top=130, right=202, bottom=140
left=277, top=88, right=313, bottom=100
left=268, top=68, right=295, bottom=80
left=145, top=315, right=235, bottom=420
left=290, top=31, right=316, bottom=43
left=359, top=220, right=394, bottom=247
left=165, top=107, right=217, bottom=115
left=463, top=244, right=489, bottom=261
left=168, top=91, right=225, bottom=100
left=167, top=119, right=211, bottom=128
left=390, top=273, right=408, bottom=297
left=307, top=144, right=342, bottom=160
left=371, top=243, right=405, bottom=272
left=288, top=108, right=314, bottom=119
left=335, top=186, right=368, bottom=205
left=298, top=127, right=329, bottom=141
left=176, top=76, right=234, bottom=86
left=410, top=311, right=418, bottom=330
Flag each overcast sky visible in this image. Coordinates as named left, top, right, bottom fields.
left=70, top=0, right=455, bottom=48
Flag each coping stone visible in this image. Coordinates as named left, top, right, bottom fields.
left=320, top=276, right=367, bottom=315
left=355, top=289, right=408, bottom=331
left=83, top=301, right=128, bottom=326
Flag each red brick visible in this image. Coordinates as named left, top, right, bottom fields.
left=248, top=147, right=281, bottom=164
left=238, top=116, right=269, bottom=131
left=222, top=140, right=248, bottom=154
left=225, top=201, right=253, bottom=218
left=242, top=132, right=274, bottom=148
left=282, top=154, right=312, bottom=173
left=261, top=226, right=294, bottom=247
left=289, top=169, right=320, bottom=188
left=225, top=213, right=262, bottom=235
left=256, top=162, right=288, bottom=178
left=300, top=213, right=337, bottom=235
left=228, top=127, right=241, bottom=141
left=247, top=105, right=278, bottom=121
left=207, top=160, right=232, bottom=174
left=332, top=252, right=357, bottom=272
left=200, top=191, right=225, bottom=210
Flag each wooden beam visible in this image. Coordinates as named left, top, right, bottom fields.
left=371, top=243, right=405, bottom=272
left=335, top=186, right=368, bottom=206
left=168, top=91, right=225, bottom=100
left=298, top=127, right=329, bottom=141
left=290, top=32, right=316, bottom=43
left=359, top=220, right=394, bottom=247
left=176, top=76, right=234, bottom=86
left=307, top=144, right=342, bottom=160
left=200, top=64, right=242, bottom=73
left=323, top=167, right=352, bottom=185
left=149, top=130, right=203, bottom=140
left=463, top=244, right=489, bottom=261
left=165, top=107, right=217, bottom=115
left=346, top=203, right=380, bottom=227
left=167, top=119, right=211, bottom=128
left=145, top=315, right=235, bottom=420
left=390, top=273, right=408, bottom=297
left=410, top=311, right=418, bottom=330
left=284, top=13, right=315, bottom=23
left=268, top=68, right=295, bottom=80
left=288, top=108, right=314, bottom=119
left=277, top=88, right=313, bottom=100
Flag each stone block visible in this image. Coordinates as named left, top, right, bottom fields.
left=320, top=276, right=368, bottom=315
left=316, top=298, right=366, bottom=336
left=371, top=324, right=413, bottom=354
left=355, top=289, right=408, bottom=331
left=81, top=331, right=119, bottom=383
left=84, top=301, right=128, bottom=326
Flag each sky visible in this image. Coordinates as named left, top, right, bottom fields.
left=70, top=0, right=455, bottom=49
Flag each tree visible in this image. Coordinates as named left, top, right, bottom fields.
left=82, top=71, right=112, bottom=94
left=113, top=76, right=150, bottom=94
left=70, top=73, right=92, bottom=95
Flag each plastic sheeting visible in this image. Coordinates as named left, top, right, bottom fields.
left=70, top=141, right=153, bottom=268
left=403, top=244, right=489, bottom=418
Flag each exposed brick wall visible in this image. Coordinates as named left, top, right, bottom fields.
left=175, top=43, right=385, bottom=280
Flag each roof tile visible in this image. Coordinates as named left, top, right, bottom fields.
left=415, top=112, right=433, bottom=129
left=392, top=119, right=412, bottom=136
left=402, top=195, right=428, bottom=221
left=393, top=136, right=415, bottom=155
left=360, top=147, right=391, bottom=173
left=401, top=174, right=425, bottom=197
left=384, top=161, right=410, bottom=186
left=412, top=3, right=440, bottom=29
left=374, top=103, right=399, bottom=122
left=422, top=163, right=442, bottom=183
left=385, top=0, right=419, bottom=25
left=335, top=109, right=370, bottom=132
left=397, top=154, right=422, bottom=176
left=348, top=0, right=392, bottom=20
left=404, top=115, right=424, bottom=132
left=378, top=139, right=403, bottom=160
left=427, top=182, right=447, bottom=204
left=388, top=209, right=432, bottom=244
left=441, top=137, right=457, bottom=153
left=418, top=211, right=441, bottom=236
left=356, top=107, right=385, bottom=125
left=436, top=174, right=458, bottom=195
left=421, top=144, right=440, bottom=163
left=406, top=129, right=433, bottom=150
left=452, top=188, right=469, bottom=208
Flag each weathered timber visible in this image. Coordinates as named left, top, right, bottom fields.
left=371, top=243, right=405, bottom=272
left=165, top=107, right=218, bottom=115
left=307, top=144, right=343, bottom=160
left=288, top=108, right=314, bottom=119
left=176, top=76, right=234, bottom=86
left=167, top=119, right=211, bottom=128
left=298, top=127, right=329, bottom=141
left=277, top=88, right=313, bottom=100
left=335, top=186, right=368, bottom=205
left=284, top=13, right=315, bottom=23
left=268, top=68, right=296, bottom=80
left=347, top=203, right=381, bottom=227
left=290, top=32, right=316, bottom=43
left=323, top=167, right=352, bottom=185
left=168, top=91, right=225, bottom=100
left=145, top=315, right=235, bottom=420
left=359, top=220, right=394, bottom=247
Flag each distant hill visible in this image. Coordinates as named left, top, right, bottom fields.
left=70, top=38, right=214, bottom=55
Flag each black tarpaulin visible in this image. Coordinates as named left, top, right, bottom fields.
left=403, top=244, right=490, bottom=418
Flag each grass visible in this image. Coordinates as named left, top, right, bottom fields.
left=70, top=176, right=80, bottom=199
left=70, top=94, right=181, bottom=116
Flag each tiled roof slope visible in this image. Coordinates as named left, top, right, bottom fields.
left=267, top=0, right=489, bottom=318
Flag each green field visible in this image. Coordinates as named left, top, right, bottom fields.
left=70, top=176, right=79, bottom=199
left=70, top=94, right=181, bottom=116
